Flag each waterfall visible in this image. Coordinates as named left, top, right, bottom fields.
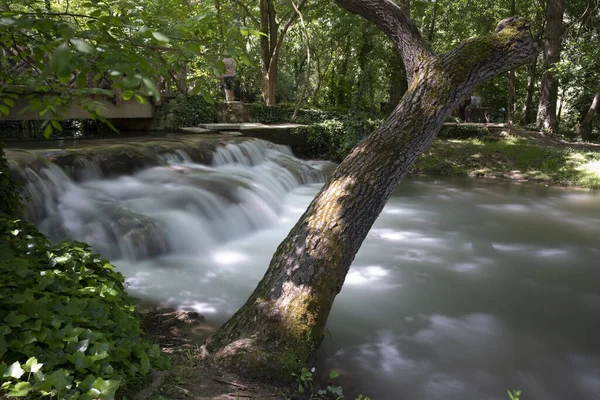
left=13, top=139, right=335, bottom=261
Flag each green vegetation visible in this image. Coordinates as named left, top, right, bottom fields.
left=157, top=95, right=219, bottom=130
left=414, top=137, right=600, bottom=189
left=0, top=217, right=168, bottom=399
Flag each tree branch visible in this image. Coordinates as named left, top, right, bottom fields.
left=334, top=0, right=432, bottom=80
left=266, top=0, right=307, bottom=75
left=435, top=17, right=537, bottom=106
left=232, top=0, right=260, bottom=25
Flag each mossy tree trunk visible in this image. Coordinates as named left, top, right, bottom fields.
left=203, top=0, right=537, bottom=380
left=536, top=0, right=565, bottom=133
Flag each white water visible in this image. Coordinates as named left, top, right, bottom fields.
left=15, top=140, right=600, bottom=400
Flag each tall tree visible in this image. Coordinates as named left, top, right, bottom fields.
left=536, top=0, right=565, bottom=132
left=202, top=0, right=536, bottom=379
left=260, top=0, right=307, bottom=105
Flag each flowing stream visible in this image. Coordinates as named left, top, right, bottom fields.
left=10, top=138, right=600, bottom=400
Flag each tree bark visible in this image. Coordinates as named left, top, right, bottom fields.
left=536, top=0, right=565, bottom=133
left=580, top=84, right=600, bottom=140
left=202, top=2, right=536, bottom=381
left=507, top=0, right=516, bottom=124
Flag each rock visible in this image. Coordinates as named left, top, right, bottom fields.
left=161, top=310, right=205, bottom=329
left=218, top=102, right=251, bottom=123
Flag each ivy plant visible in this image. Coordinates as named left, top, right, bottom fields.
left=0, top=217, right=168, bottom=399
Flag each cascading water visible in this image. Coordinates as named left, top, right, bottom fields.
left=7, top=137, right=600, bottom=400
left=15, top=139, right=335, bottom=261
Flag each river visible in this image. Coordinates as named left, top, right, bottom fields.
left=9, top=138, right=600, bottom=400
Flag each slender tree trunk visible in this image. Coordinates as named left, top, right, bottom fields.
left=388, top=0, right=410, bottom=109
left=507, top=0, right=516, bottom=124
left=580, top=84, right=600, bottom=140
left=507, top=70, right=516, bottom=123
left=536, top=0, right=565, bottom=133
left=427, top=0, right=438, bottom=44
left=292, top=0, right=310, bottom=120
left=335, top=37, right=352, bottom=107
left=523, top=55, right=538, bottom=124
left=202, top=0, right=536, bottom=380
left=259, top=0, right=306, bottom=105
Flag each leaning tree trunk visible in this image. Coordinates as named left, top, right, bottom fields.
left=536, top=0, right=564, bottom=133
left=202, top=0, right=536, bottom=381
left=580, top=84, right=600, bottom=140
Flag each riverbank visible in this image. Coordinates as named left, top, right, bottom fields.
left=412, top=126, right=600, bottom=189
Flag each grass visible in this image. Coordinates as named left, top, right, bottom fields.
left=413, top=137, right=600, bottom=189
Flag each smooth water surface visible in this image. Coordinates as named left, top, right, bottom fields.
left=14, top=141, right=600, bottom=400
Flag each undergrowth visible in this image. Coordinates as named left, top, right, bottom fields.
left=0, top=217, right=168, bottom=399
left=413, top=138, right=600, bottom=189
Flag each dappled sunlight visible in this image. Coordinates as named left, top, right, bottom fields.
left=478, top=203, right=531, bottom=212
left=381, top=206, right=412, bottom=215
left=371, top=228, right=452, bottom=249
left=345, top=265, right=390, bottom=286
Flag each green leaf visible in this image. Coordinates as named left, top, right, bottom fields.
left=141, top=77, right=160, bottom=101
left=8, top=381, right=31, bottom=397
left=23, top=357, right=43, bottom=373
left=134, top=94, right=147, bottom=104
left=5, top=362, right=24, bottom=379
left=51, top=120, right=63, bottom=132
left=43, top=124, right=53, bottom=139
left=329, top=370, right=340, bottom=379
left=201, top=90, right=214, bottom=105
left=121, top=90, right=134, bottom=101
left=122, top=75, right=141, bottom=88
left=4, top=312, right=28, bottom=326
left=70, top=39, right=95, bottom=55
left=0, top=104, right=10, bottom=115
left=76, top=72, right=88, bottom=90
left=151, top=32, right=170, bottom=42
left=49, top=43, right=72, bottom=76
left=45, top=369, right=71, bottom=392
left=92, top=377, right=120, bottom=399
left=3, top=98, right=14, bottom=107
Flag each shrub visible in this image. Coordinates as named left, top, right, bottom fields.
left=0, top=217, right=168, bottom=399
left=298, top=115, right=384, bottom=161
left=250, top=103, right=344, bottom=125
left=159, top=94, right=218, bottom=129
